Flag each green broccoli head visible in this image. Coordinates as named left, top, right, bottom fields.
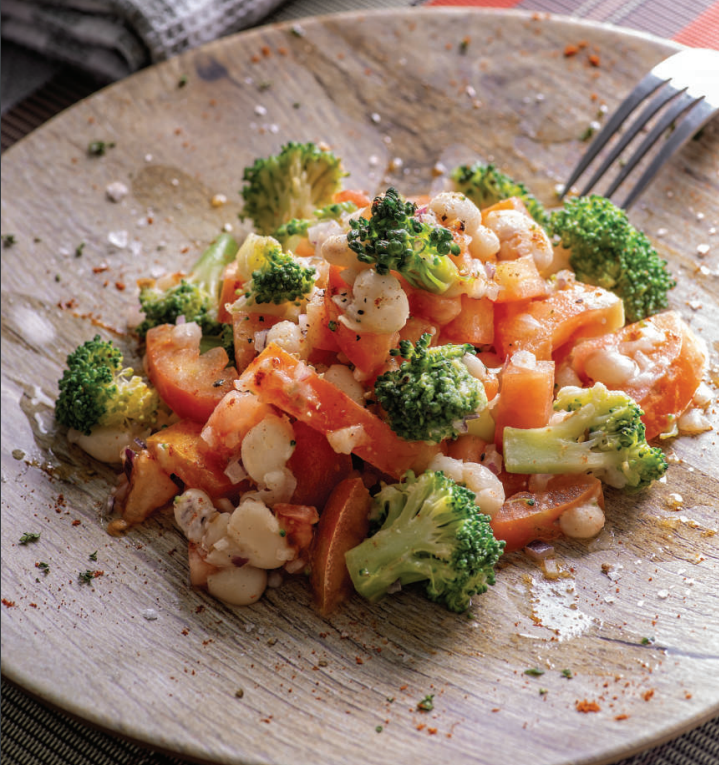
left=374, top=333, right=487, bottom=443
left=242, top=239, right=316, bottom=306
left=136, top=233, right=238, bottom=339
left=347, top=187, right=461, bottom=294
left=503, top=382, right=668, bottom=491
left=548, top=195, right=676, bottom=323
left=240, top=142, right=347, bottom=235
left=273, top=200, right=358, bottom=249
left=345, top=470, right=505, bottom=613
left=55, top=336, right=158, bottom=436
left=451, top=162, right=549, bottom=226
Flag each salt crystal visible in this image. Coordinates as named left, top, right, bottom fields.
left=254, top=105, right=267, bottom=116
left=142, top=608, right=158, bottom=620
left=466, top=85, right=477, bottom=97
left=697, top=244, right=710, bottom=256
left=106, top=181, right=128, bottom=202
left=171, top=178, right=179, bottom=187
left=657, top=227, right=668, bottom=236
left=108, top=230, right=128, bottom=249
left=245, top=623, right=255, bottom=633
left=657, top=590, right=669, bottom=599
left=371, top=113, right=381, bottom=123
left=368, top=155, right=379, bottom=167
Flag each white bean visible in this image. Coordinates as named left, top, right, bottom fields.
left=207, top=565, right=268, bottom=606
left=339, top=268, right=409, bottom=334
left=484, top=209, right=553, bottom=271
left=559, top=501, right=605, bottom=539
left=323, top=364, right=366, bottom=405
left=266, top=320, right=303, bottom=355
left=321, top=233, right=357, bottom=268
left=227, top=496, right=296, bottom=569
left=241, top=415, right=295, bottom=485
left=462, top=353, right=487, bottom=382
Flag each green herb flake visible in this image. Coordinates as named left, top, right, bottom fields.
left=292, top=102, right=301, bottom=109
left=257, top=80, right=273, bottom=92
left=1, top=234, right=17, bottom=247
left=524, top=667, right=545, bottom=677
left=178, top=75, right=188, bottom=88
left=290, top=440, right=296, bottom=447
left=279, top=529, right=287, bottom=537
left=375, top=725, right=383, bottom=733
left=290, top=24, right=305, bottom=37
left=235, top=688, right=244, bottom=698
left=36, top=561, right=50, bottom=574
left=89, top=551, right=98, bottom=562
left=561, top=668, right=573, bottom=679
left=75, top=242, right=85, bottom=257
left=417, top=694, right=434, bottom=712
left=580, top=125, right=595, bottom=142
left=458, top=37, right=470, bottom=54
left=87, top=140, right=115, bottom=156
left=539, top=688, right=548, bottom=695
left=19, top=532, right=41, bottom=545
left=78, top=570, right=96, bottom=585
left=328, top=320, right=337, bottom=332
left=640, top=636, right=655, bottom=646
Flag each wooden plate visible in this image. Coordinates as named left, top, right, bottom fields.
left=2, top=9, right=718, bottom=765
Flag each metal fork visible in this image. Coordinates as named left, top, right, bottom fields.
left=561, top=48, right=719, bottom=210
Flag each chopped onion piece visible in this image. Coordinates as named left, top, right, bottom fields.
left=524, top=540, right=555, bottom=561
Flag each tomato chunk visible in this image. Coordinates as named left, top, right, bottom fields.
left=309, top=477, right=371, bottom=615
left=145, top=323, right=238, bottom=422
left=491, top=475, right=604, bottom=552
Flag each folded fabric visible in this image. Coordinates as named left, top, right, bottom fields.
left=0, top=0, right=288, bottom=81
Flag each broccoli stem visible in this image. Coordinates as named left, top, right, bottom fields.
left=189, top=233, right=238, bottom=299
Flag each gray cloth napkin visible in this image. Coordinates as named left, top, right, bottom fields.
left=0, top=0, right=287, bottom=81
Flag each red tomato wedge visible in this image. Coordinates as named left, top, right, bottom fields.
left=145, top=324, right=238, bottom=422
left=493, top=357, right=555, bottom=449
left=232, top=310, right=282, bottom=373
left=309, top=477, right=371, bottom=615
left=494, top=281, right=625, bottom=361
left=569, top=310, right=706, bottom=440
left=440, top=295, right=494, bottom=346
left=238, top=343, right=440, bottom=479
left=491, top=475, right=604, bottom=552
left=287, top=420, right=353, bottom=508
left=147, top=419, right=246, bottom=498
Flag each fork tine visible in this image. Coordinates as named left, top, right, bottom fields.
left=621, top=97, right=716, bottom=209
left=560, top=71, right=666, bottom=198
left=578, top=84, right=686, bottom=197
left=604, top=90, right=703, bottom=199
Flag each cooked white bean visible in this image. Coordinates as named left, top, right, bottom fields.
left=339, top=268, right=409, bottom=334
left=484, top=209, right=553, bottom=271
left=428, top=191, right=500, bottom=261
left=321, top=233, right=357, bottom=268
left=559, top=501, right=605, bottom=539
left=207, top=565, right=268, bottom=606
left=266, top=320, right=303, bottom=355
left=227, top=496, right=296, bottom=568
left=67, top=425, right=136, bottom=464
left=323, top=364, right=366, bottom=405
left=461, top=353, right=487, bottom=382
left=241, top=415, right=295, bottom=485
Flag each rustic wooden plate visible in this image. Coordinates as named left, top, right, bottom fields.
left=2, top=8, right=718, bottom=765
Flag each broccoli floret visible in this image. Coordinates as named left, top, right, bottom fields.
left=347, top=187, right=462, bottom=294
left=55, top=336, right=158, bottom=436
left=503, top=382, right=668, bottom=491
left=137, top=233, right=238, bottom=339
left=548, top=195, right=675, bottom=323
left=374, top=333, right=487, bottom=443
left=241, top=239, right=316, bottom=306
left=273, top=200, right=358, bottom=248
left=345, top=470, right=505, bottom=613
left=451, top=162, right=549, bottom=226
left=240, top=142, right=347, bottom=235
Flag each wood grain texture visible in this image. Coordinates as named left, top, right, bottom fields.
left=1, top=9, right=718, bottom=765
